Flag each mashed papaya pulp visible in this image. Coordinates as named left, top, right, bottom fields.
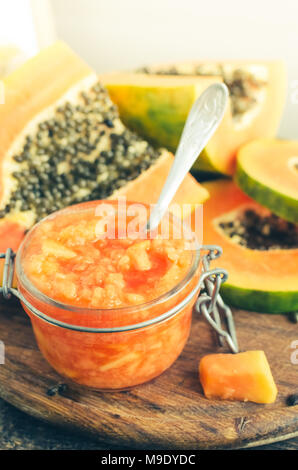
left=17, top=201, right=200, bottom=389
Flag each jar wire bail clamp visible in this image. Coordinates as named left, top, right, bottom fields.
left=0, top=245, right=239, bottom=353
left=196, top=245, right=239, bottom=353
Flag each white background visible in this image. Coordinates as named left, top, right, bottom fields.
left=0, top=0, right=297, bottom=139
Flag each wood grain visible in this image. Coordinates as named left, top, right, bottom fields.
left=0, top=297, right=297, bottom=449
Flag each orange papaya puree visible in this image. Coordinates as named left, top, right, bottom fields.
left=16, top=201, right=201, bottom=389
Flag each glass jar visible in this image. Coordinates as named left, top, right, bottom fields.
left=15, top=200, right=202, bottom=390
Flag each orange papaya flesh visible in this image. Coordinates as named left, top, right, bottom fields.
left=0, top=218, right=28, bottom=286
left=102, top=60, right=286, bottom=175
left=0, top=219, right=27, bottom=252
left=0, top=41, right=208, bottom=288
left=199, top=351, right=278, bottom=404
left=200, top=180, right=298, bottom=313
left=236, top=139, right=298, bottom=223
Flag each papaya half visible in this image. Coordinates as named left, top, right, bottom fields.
left=201, top=180, right=298, bottom=313
left=236, top=139, right=298, bottom=223
left=101, top=60, right=286, bottom=175
left=0, top=41, right=209, bottom=282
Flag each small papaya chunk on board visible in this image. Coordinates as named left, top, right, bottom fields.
left=199, top=350, right=277, bottom=404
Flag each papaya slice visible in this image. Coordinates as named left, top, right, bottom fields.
left=101, top=61, right=286, bottom=175
left=0, top=42, right=209, bottom=283
left=199, top=351, right=278, bottom=404
left=236, top=139, right=298, bottom=223
left=201, top=180, right=298, bottom=313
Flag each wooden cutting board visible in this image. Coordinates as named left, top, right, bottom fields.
left=0, top=297, right=297, bottom=449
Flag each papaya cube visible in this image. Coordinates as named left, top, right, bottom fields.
left=199, top=350, right=278, bottom=404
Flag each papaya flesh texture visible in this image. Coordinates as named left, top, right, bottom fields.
left=0, top=41, right=208, bottom=284
left=101, top=61, right=286, bottom=175
left=236, top=139, right=298, bottom=223
left=199, top=351, right=278, bottom=404
left=201, top=180, right=298, bottom=313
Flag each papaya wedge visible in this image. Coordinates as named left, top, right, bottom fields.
left=201, top=180, right=298, bottom=313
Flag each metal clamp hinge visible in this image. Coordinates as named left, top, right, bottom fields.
left=196, top=245, right=239, bottom=353
left=0, top=248, right=15, bottom=300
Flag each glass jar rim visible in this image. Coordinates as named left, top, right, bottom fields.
left=16, top=200, right=201, bottom=317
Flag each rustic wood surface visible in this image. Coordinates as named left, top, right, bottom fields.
left=0, top=399, right=297, bottom=450
left=0, top=297, right=297, bottom=450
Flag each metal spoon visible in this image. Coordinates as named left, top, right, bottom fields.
left=146, top=83, right=229, bottom=232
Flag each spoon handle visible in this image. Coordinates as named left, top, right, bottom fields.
left=146, top=83, right=229, bottom=231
